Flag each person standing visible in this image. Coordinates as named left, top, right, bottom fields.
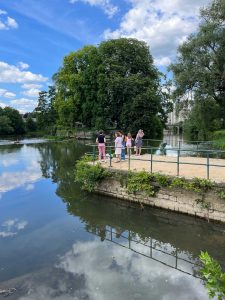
left=120, top=131, right=126, bottom=161
left=115, top=132, right=123, bottom=162
left=126, top=132, right=133, bottom=154
left=96, top=130, right=106, bottom=162
left=135, top=129, right=144, bottom=155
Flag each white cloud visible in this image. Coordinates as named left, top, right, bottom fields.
left=22, top=88, right=41, bottom=97
left=0, top=219, right=28, bottom=238
left=18, top=62, right=30, bottom=70
left=0, top=10, right=7, bottom=15
left=0, top=61, right=48, bottom=83
left=0, top=158, right=18, bottom=167
left=0, top=88, right=16, bottom=98
left=0, top=160, right=41, bottom=193
left=6, top=16, right=18, bottom=28
left=70, top=0, right=118, bottom=18
left=10, top=98, right=37, bottom=113
left=0, top=10, right=18, bottom=30
left=104, top=0, right=211, bottom=66
left=22, top=83, right=42, bottom=89
left=56, top=240, right=208, bottom=300
left=154, top=57, right=172, bottom=67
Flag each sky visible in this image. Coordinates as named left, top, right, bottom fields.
left=0, top=0, right=211, bottom=114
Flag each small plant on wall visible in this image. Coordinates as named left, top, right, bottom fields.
left=127, top=171, right=156, bottom=197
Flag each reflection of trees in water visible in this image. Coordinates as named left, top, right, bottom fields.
left=32, top=141, right=88, bottom=183
left=35, top=141, right=225, bottom=270
left=0, top=144, right=23, bottom=154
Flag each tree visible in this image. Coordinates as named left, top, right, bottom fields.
left=25, top=115, right=37, bottom=132
left=3, top=107, right=25, bottom=134
left=0, top=115, right=14, bottom=135
left=53, top=38, right=168, bottom=137
left=169, top=0, right=225, bottom=139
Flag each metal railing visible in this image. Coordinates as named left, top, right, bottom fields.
left=88, top=144, right=225, bottom=180
left=88, top=226, right=201, bottom=278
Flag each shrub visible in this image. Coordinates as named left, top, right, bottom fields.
left=127, top=171, right=156, bottom=196
left=75, top=157, right=109, bottom=192
left=199, top=251, right=225, bottom=300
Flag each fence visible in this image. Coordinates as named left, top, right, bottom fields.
left=88, top=144, right=225, bottom=180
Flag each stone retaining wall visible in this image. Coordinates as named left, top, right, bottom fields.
left=95, top=177, right=225, bottom=223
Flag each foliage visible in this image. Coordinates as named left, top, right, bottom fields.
left=211, top=130, right=225, bottom=149
left=199, top=251, right=225, bottom=300
left=170, top=177, right=213, bottom=193
left=25, top=115, right=37, bottom=132
left=127, top=171, right=156, bottom=196
left=0, top=106, right=25, bottom=135
left=34, top=86, right=57, bottom=132
left=0, top=115, right=14, bottom=134
left=217, top=190, right=225, bottom=199
left=195, top=198, right=211, bottom=210
left=170, top=0, right=225, bottom=140
left=154, top=173, right=170, bottom=187
left=53, top=38, right=170, bottom=137
left=75, top=156, right=110, bottom=192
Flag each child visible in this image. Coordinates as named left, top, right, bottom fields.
left=96, top=130, right=106, bottom=162
left=126, top=132, right=133, bottom=154
left=135, top=129, right=144, bottom=155
left=114, top=132, right=123, bottom=162
left=121, top=132, right=126, bottom=161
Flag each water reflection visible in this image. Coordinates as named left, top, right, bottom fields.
left=0, top=141, right=224, bottom=299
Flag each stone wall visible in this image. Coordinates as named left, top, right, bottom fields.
left=95, top=177, right=225, bottom=223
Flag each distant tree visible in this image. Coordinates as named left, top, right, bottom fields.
left=35, top=91, right=48, bottom=129
left=0, top=115, right=14, bottom=135
left=25, top=115, right=37, bottom=132
left=3, top=107, right=25, bottom=134
left=169, top=0, right=225, bottom=139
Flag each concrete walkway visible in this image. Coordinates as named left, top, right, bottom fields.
left=100, top=154, right=225, bottom=183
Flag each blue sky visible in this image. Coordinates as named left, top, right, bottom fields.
left=0, top=0, right=211, bottom=113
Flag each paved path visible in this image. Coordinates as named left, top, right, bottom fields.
left=100, top=154, right=225, bottom=183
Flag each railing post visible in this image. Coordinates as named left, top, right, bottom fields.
left=110, top=147, right=112, bottom=167
left=128, top=147, right=131, bottom=170
left=207, top=152, right=210, bottom=179
left=177, top=148, right=180, bottom=176
left=150, top=147, right=153, bottom=173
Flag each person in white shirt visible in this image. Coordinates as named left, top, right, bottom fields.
left=114, top=132, right=123, bottom=162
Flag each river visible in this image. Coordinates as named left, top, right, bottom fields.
left=0, top=140, right=224, bottom=299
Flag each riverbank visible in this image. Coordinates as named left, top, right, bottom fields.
left=75, top=158, right=225, bottom=223
left=94, top=171, right=225, bottom=223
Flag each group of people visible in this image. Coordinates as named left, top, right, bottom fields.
left=96, top=129, right=144, bottom=163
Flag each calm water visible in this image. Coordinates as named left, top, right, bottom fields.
left=0, top=141, right=225, bottom=300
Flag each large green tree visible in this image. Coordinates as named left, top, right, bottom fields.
left=170, top=0, right=225, bottom=140
left=54, top=38, right=169, bottom=137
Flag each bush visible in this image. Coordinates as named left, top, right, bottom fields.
left=75, top=156, right=109, bottom=192
left=127, top=171, right=156, bottom=196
